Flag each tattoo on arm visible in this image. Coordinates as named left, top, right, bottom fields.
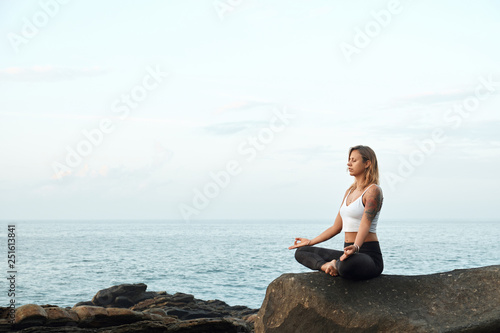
left=363, top=187, right=383, bottom=222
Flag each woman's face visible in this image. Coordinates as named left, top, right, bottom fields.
left=347, top=149, right=369, bottom=177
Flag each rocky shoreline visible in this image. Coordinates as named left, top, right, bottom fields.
left=3, top=265, right=499, bottom=332
left=0, top=283, right=258, bottom=332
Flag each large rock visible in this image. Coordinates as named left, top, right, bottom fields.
left=90, top=283, right=158, bottom=308
left=256, top=265, right=500, bottom=333
left=43, top=306, right=79, bottom=326
left=14, top=304, right=48, bottom=329
left=74, top=305, right=146, bottom=327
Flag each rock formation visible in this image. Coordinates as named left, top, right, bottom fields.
left=255, top=265, right=500, bottom=332
left=2, top=266, right=499, bottom=333
left=0, top=283, right=258, bottom=333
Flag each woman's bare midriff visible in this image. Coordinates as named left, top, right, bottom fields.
left=345, top=232, right=378, bottom=243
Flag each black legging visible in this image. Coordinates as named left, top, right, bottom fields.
left=294, top=241, right=383, bottom=280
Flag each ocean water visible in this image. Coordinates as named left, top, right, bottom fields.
left=2, top=219, right=499, bottom=309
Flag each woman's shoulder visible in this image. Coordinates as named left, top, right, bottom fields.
left=366, top=183, right=383, bottom=197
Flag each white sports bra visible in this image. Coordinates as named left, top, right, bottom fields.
left=339, top=184, right=380, bottom=233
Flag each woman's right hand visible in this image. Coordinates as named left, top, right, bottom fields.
left=288, top=238, right=311, bottom=250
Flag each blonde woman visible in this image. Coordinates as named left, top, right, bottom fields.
left=289, top=145, right=384, bottom=280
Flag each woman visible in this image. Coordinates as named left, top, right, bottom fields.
left=289, top=145, right=384, bottom=280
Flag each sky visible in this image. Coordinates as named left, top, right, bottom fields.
left=1, top=0, right=499, bottom=221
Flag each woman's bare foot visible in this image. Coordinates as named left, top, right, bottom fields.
left=321, top=260, right=338, bottom=276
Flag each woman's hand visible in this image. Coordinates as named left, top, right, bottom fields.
left=288, top=238, right=311, bottom=250
left=340, top=244, right=357, bottom=261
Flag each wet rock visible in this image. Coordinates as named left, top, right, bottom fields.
left=146, top=310, right=180, bottom=325
left=0, top=306, right=15, bottom=329
left=73, top=301, right=93, bottom=307
left=142, top=308, right=170, bottom=318
left=98, top=320, right=172, bottom=333
left=170, top=293, right=194, bottom=304
left=164, top=308, right=224, bottom=320
left=168, top=317, right=252, bottom=333
left=44, top=306, right=79, bottom=326
left=72, top=305, right=107, bottom=327
left=131, top=292, right=258, bottom=322
left=114, top=296, right=134, bottom=308
left=73, top=306, right=149, bottom=328
left=15, top=327, right=96, bottom=332
left=256, top=265, right=500, bottom=333
left=244, top=313, right=257, bottom=326
left=14, top=304, right=48, bottom=329
left=90, top=283, right=157, bottom=308
left=130, top=298, right=157, bottom=311
left=11, top=317, right=250, bottom=333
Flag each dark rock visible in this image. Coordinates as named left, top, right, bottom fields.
left=135, top=291, right=159, bottom=304
left=98, top=320, right=172, bottom=333
left=16, top=326, right=98, bottom=333
left=12, top=318, right=251, bottom=332
left=164, top=309, right=190, bottom=319
left=15, top=326, right=97, bottom=332
left=256, top=265, right=500, bottom=333
left=229, top=305, right=249, bottom=311
left=114, top=296, right=134, bottom=308
left=0, top=306, right=15, bottom=331
left=167, top=317, right=252, bottom=333
left=206, top=300, right=229, bottom=308
left=131, top=293, right=257, bottom=322
left=142, top=308, right=178, bottom=325
left=165, top=308, right=225, bottom=320
left=73, top=301, right=93, bottom=307
left=90, top=283, right=158, bottom=308
left=171, top=293, right=195, bottom=304
left=91, top=283, right=146, bottom=306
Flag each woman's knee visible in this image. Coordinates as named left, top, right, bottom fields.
left=336, top=260, right=354, bottom=277
left=337, top=255, right=378, bottom=279
left=294, top=246, right=311, bottom=261
left=295, top=246, right=310, bottom=258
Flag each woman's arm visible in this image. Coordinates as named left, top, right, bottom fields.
left=342, top=185, right=383, bottom=259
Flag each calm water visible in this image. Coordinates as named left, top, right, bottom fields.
left=2, top=219, right=499, bottom=309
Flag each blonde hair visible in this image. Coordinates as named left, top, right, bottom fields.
left=347, top=145, right=380, bottom=192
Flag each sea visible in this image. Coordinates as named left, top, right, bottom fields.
left=2, top=219, right=499, bottom=309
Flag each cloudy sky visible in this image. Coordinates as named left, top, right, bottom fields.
left=1, top=0, right=499, bottom=221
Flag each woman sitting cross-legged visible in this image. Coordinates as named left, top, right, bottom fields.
left=289, top=145, right=384, bottom=280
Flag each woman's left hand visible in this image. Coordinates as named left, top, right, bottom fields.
left=288, top=238, right=310, bottom=250
left=340, top=245, right=357, bottom=261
